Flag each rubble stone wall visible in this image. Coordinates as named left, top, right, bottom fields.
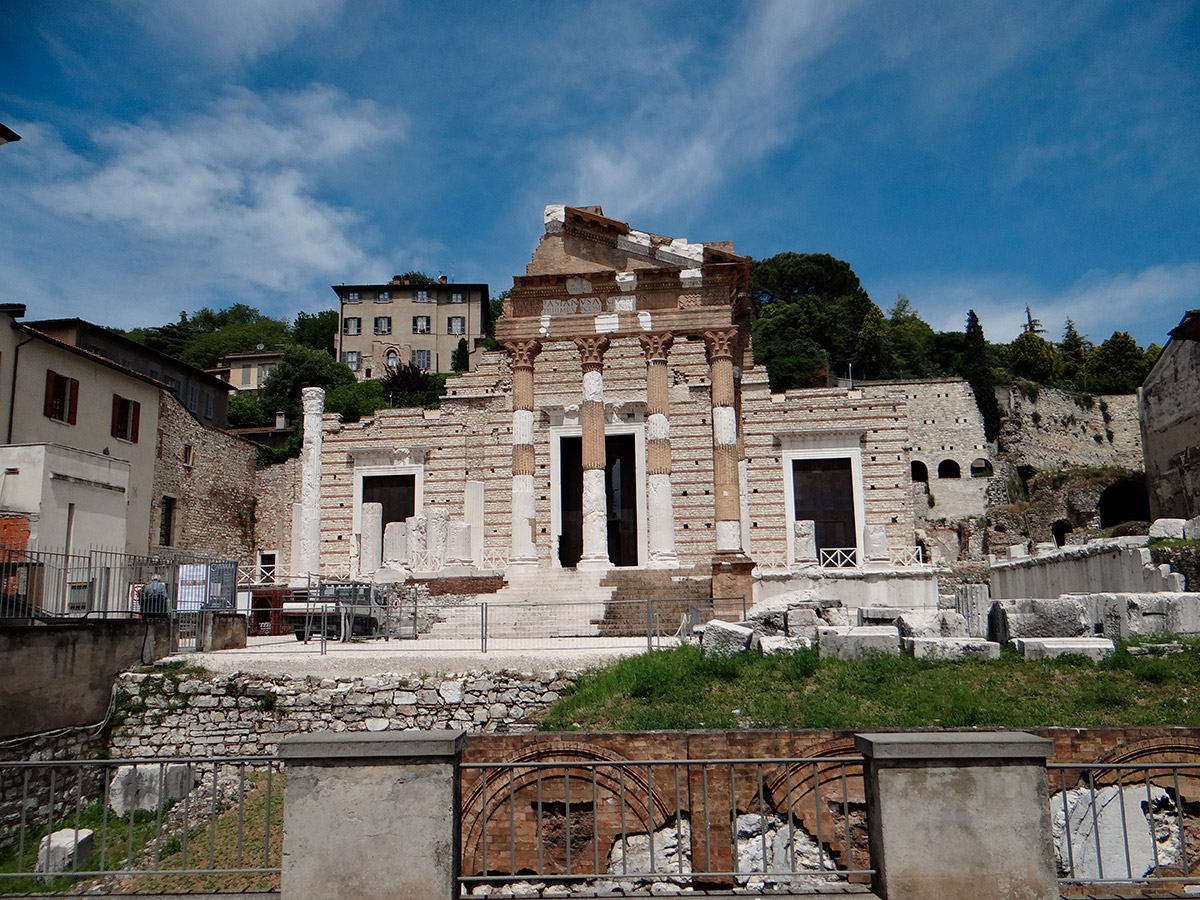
left=254, top=457, right=299, bottom=573
left=998, top=384, right=1141, bottom=472
left=1140, top=335, right=1200, bottom=519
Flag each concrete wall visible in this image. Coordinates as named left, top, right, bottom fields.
left=199, top=611, right=247, bottom=651
left=0, top=619, right=171, bottom=738
left=1140, top=333, right=1200, bottom=519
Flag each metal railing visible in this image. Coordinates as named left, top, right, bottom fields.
left=459, top=756, right=871, bottom=893
left=0, top=756, right=282, bottom=891
left=889, top=547, right=925, bottom=567
left=1050, top=762, right=1200, bottom=886
left=818, top=547, right=858, bottom=569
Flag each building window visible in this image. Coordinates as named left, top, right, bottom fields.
left=413, top=316, right=431, bottom=334
left=259, top=363, right=275, bottom=382
left=451, top=292, right=464, bottom=303
left=187, top=385, right=199, bottom=412
left=376, top=291, right=390, bottom=303
left=342, top=351, right=361, bottom=371
left=386, top=349, right=398, bottom=367
left=240, top=363, right=251, bottom=386
left=374, top=316, right=392, bottom=335
left=182, top=444, right=195, bottom=467
left=412, top=349, right=431, bottom=370
left=447, top=316, right=465, bottom=335
left=111, top=394, right=141, bottom=442
left=203, top=391, right=214, bottom=419
left=43, top=370, right=79, bottom=424
left=346, top=292, right=360, bottom=302
left=415, top=290, right=430, bottom=303
left=343, top=317, right=361, bottom=335
left=258, top=551, right=276, bottom=584
left=159, top=496, right=176, bottom=547
left=938, top=459, right=961, bottom=479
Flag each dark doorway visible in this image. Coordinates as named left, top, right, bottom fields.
left=362, top=474, right=416, bottom=533
left=792, top=457, right=856, bottom=552
left=911, top=461, right=928, bottom=483
left=1098, top=477, right=1151, bottom=529
left=1051, top=519, right=1072, bottom=547
left=558, top=434, right=639, bottom=568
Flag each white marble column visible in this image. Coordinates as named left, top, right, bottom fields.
left=294, top=387, right=324, bottom=579
left=575, top=336, right=611, bottom=571
left=503, top=340, right=541, bottom=570
left=640, top=332, right=678, bottom=568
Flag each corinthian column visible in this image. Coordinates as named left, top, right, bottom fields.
left=293, top=386, right=324, bottom=581
left=640, top=333, right=678, bottom=568
left=574, top=336, right=611, bottom=570
left=503, top=340, right=542, bottom=570
left=704, top=328, right=743, bottom=554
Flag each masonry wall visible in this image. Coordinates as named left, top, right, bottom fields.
left=1139, top=336, right=1200, bottom=519
left=999, top=384, right=1142, bottom=471
left=255, top=457, right=299, bottom=574
left=151, top=392, right=259, bottom=564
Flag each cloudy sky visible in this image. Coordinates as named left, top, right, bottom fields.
left=1, top=1, right=1197, bottom=347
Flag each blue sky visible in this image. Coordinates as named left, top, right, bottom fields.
left=1, top=1, right=1197, bottom=348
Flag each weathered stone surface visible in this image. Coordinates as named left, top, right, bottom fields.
left=896, top=610, right=970, bottom=638
left=903, top=637, right=1001, bottom=660
left=109, top=763, right=193, bottom=816
left=988, top=598, right=1088, bottom=644
left=37, top=828, right=94, bottom=874
left=955, top=583, right=991, bottom=638
left=742, top=597, right=791, bottom=634
left=1185, top=515, right=1200, bottom=540
left=758, top=634, right=811, bottom=655
left=818, top=625, right=899, bottom=660
left=792, top=520, right=817, bottom=564
left=701, top=619, right=755, bottom=656
left=1149, top=518, right=1187, bottom=540
left=1015, top=637, right=1114, bottom=662
left=1052, top=784, right=1176, bottom=880
left=608, top=819, right=691, bottom=878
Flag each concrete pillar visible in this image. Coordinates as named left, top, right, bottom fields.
left=855, top=732, right=1057, bottom=900
left=383, top=521, right=408, bottom=569
left=704, top=329, right=743, bottom=554
left=503, top=340, right=542, bottom=571
left=360, top=502, right=383, bottom=576
left=445, top=521, right=472, bottom=566
left=280, top=731, right=464, bottom=900
left=294, top=387, right=324, bottom=578
left=464, top=480, right=484, bottom=568
left=639, top=333, right=678, bottom=568
left=864, top=524, right=889, bottom=565
left=574, top=335, right=611, bottom=571
left=955, top=582, right=991, bottom=638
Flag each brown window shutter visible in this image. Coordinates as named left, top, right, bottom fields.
left=130, top=400, right=141, bottom=444
left=111, top=395, right=121, bottom=438
left=44, top=370, right=56, bottom=419
left=67, top=378, right=79, bottom=425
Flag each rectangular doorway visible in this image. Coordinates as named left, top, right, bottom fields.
left=792, top=457, right=856, bottom=551
left=557, top=434, right=639, bottom=568
left=362, top=474, right=416, bottom=533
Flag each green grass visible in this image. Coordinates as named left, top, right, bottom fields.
left=538, top=638, right=1200, bottom=732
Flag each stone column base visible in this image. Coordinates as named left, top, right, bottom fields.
left=711, top=553, right=755, bottom=616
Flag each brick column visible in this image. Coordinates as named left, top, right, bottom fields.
left=640, top=333, right=678, bottom=568
left=503, top=340, right=542, bottom=571
left=574, top=336, right=611, bottom=571
left=704, top=329, right=743, bottom=554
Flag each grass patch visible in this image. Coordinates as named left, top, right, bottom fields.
left=139, top=659, right=210, bottom=677
left=538, top=639, right=1200, bottom=732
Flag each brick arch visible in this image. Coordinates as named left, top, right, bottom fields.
left=460, top=742, right=676, bottom=877
left=1056, top=736, right=1200, bottom=794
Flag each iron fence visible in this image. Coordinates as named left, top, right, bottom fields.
left=1050, top=762, right=1200, bottom=887
left=0, top=756, right=282, bottom=891
left=459, top=756, right=871, bottom=894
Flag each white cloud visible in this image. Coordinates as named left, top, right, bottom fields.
left=123, top=0, right=344, bottom=68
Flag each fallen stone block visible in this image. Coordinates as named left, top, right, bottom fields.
left=1015, top=637, right=1114, bottom=662
left=1149, top=518, right=1187, bottom=540
left=856, top=606, right=906, bottom=626
left=955, top=583, right=991, bottom=638
left=759, top=634, right=812, bottom=655
left=743, top=597, right=791, bottom=634
left=819, top=626, right=899, bottom=660
left=37, top=828, right=94, bottom=874
left=988, top=598, right=1088, bottom=645
left=785, top=606, right=822, bottom=634
left=701, top=619, right=755, bottom=656
left=1185, top=515, right=1200, bottom=540
left=109, top=763, right=194, bottom=817
left=896, top=610, right=970, bottom=638
left=1093, top=592, right=1200, bottom=640
left=903, top=637, right=1001, bottom=661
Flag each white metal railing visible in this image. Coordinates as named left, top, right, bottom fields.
left=889, top=547, right=924, bottom=567
left=754, top=551, right=790, bottom=573
left=818, top=548, right=858, bottom=569
left=480, top=548, right=509, bottom=571
left=408, top=550, right=444, bottom=573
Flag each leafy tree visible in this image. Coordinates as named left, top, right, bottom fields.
left=325, top=380, right=388, bottom=423
left=484, top=290, right=507, bottom=351
left=260, top=346, right=356, bottom=420
left=1007, top=330, right=1057, bottom=382
left=292, top=310, right=339, bottom=356
left=451, top=337, right=470, bottom=372
left=853, top=303, right=889, bottom=379
left=180, top=319, right=290, bottom=369
left=125, top=311, right=197, bottom=359
left=963, top=310, right=1003, bottom=441
left=749, top=302, right=829, bottom=391
left=928, top=330, right=966, bottom=376
left=396, top=270, right=434, bottom=285
left=381, top=361, right=447, bottom=408
left=1081, top=331, right=1150, bottom=393
left=227, top=391, right=269, bottom=428
left=887, top=295, right=938, bottom=378
left=1021, top=305, right=1045, bottom=335
left=1057, top=319, right=1091, bottom=384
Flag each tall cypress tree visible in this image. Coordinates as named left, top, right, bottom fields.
left=963, top=310, right=1003, bottom=442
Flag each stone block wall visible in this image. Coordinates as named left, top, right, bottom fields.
left=151, top=392, right=258, bottom=564
left=254, top=457, right=298, bottom=574
left=999, top=384, right=1141, bottom=472
left=989, top=539, right=1186, bottom=599
left=1140, top=333, right=1200, bottom=519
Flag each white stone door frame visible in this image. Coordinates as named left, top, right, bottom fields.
left=779, top=431, right=866, bottom=568
left=548, top=422, right=648, bottom=569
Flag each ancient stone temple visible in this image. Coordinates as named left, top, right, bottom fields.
left=309, top=205, right=938, bottom=608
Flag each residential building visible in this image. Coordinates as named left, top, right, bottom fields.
left=332, top=276, right=489, bottom=378
left=208, top=349, right=284, bottom=392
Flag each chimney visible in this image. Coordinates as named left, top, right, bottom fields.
left=392, top=275, right=402, bottom=285
left=276, top=410, right=289, bottom=430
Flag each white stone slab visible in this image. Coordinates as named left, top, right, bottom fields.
left=1015, top=637, right=1114, bottom=662
left=1149, top=518, right=1187, bottom=540
left=903, top=637, right=1001, bottom=660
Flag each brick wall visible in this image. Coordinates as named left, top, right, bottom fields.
left=255, top=457, right=299, bottom=573
left=151, top=392, right=258, bottom=563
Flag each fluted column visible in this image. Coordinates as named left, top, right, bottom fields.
left=640, top=333, right=678, bottom=568
left=574, top=336, right=611, bottom=570
left=503, top=340, right=542, bottom=570
left=705, top=329, right=743, bottom=554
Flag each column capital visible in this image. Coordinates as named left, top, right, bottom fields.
left=703, top=328, right=738, bottom=364
left=572, top=335, right=611, bottom=369
left=638, top=332, right=674, bottom=363
left=502, top=339, right=542, bottom=370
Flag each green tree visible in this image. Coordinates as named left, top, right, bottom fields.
left=928, top=330, right=966, bottom=376
left=749, top=301, right=829, bottom=391
left=381, top=361, right=447, bottom=408
left=325, top=379, right=388, bottom=423
left=179, top=318, right=290, bottom=369
left=292, top=310, right=339, bottom=356
left=396, top=270, right=434, bottom=285
left=227, top=391, right=269, bottom=428
left=1081, top=331, right=1150, bottom=393
left=853, top=303, right=889, bottom=379
left=125, top=311, right=197, bottom=359
left=887, top=295, right=937, bottom=378
left=451, top=337, right=470, bottom=372
left=963, top=310, right=1003, bottom=441
left=260, top=346, right=356, bottom=420
left=1056, top=319, right=1091, bottom=385
left=1007, top=330, right=1057, bottom=383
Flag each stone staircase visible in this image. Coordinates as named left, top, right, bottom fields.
left=424, top=569, right=617, bottom=641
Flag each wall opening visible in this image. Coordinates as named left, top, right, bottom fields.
left=970, top=458, right=993, bottom=477
left=1051, top=519, right=1072, bottom=547
left=557, top=435, right=639, bottom=568
left=1098, top=477, right=1152, bottom=529
left=911, top=461, right=928, bottom=483
left=362, top=474, right=416, bottom=535
left=792, top=458, right=856, bottom=551
left=937, top=459, right=961, bottom=479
